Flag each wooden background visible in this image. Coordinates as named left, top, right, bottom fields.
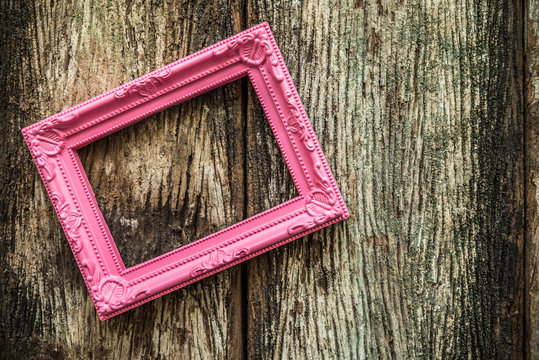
left=1, top=0, right=538, bottom=358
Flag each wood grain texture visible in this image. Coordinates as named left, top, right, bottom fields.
left=0, top=0, right=531, bottom=359
left=1, top=0, right=247, bottom=359
left=245, top=0, right=525, bottom=359
left=527, top=0, right=539, bottom=358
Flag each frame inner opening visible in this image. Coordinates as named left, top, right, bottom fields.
left=77, top=78, right=298, bottom=268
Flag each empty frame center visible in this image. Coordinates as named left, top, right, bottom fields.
left=77, top=79, right=298, bottom=268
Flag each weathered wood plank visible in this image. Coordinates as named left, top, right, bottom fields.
left=527, top=0, right=539, bottom=358
left=0, top=0, right=246, bottom=358
left=245, top=0, right=525, bottom=358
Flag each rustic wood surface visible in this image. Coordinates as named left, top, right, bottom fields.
left=528, top=0, right=539, bottom=358
left=0, top=0, right=534, bottom=359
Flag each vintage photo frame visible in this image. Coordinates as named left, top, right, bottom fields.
left=21, top=22, right=349, bottom=320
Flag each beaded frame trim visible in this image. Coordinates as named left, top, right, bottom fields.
left=21, top=22, right=349, bottom=320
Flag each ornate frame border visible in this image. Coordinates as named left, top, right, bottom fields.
left=21, top=23, right=349, bottom=320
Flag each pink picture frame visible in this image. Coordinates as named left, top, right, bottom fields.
left=21, top=22, right=349, bottom=320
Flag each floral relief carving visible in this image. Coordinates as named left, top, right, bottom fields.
left=288, top=162, right=343, bottom=235
left=191, top=248, right=249, bottom=277
left=29, top=127, right=63, bottom=181
left=115, top=68, right=171, bottom=98
left=51, top=193, right=83, bottom=253
left=214, top=30, right=283, bottom=81
left=82, top=259, right=149, bottom=315
left=284, top=90, right=315, bottom=151
left=27, top=112, right=79, bottom=181
left=49, top=112, right=79, bottom=129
